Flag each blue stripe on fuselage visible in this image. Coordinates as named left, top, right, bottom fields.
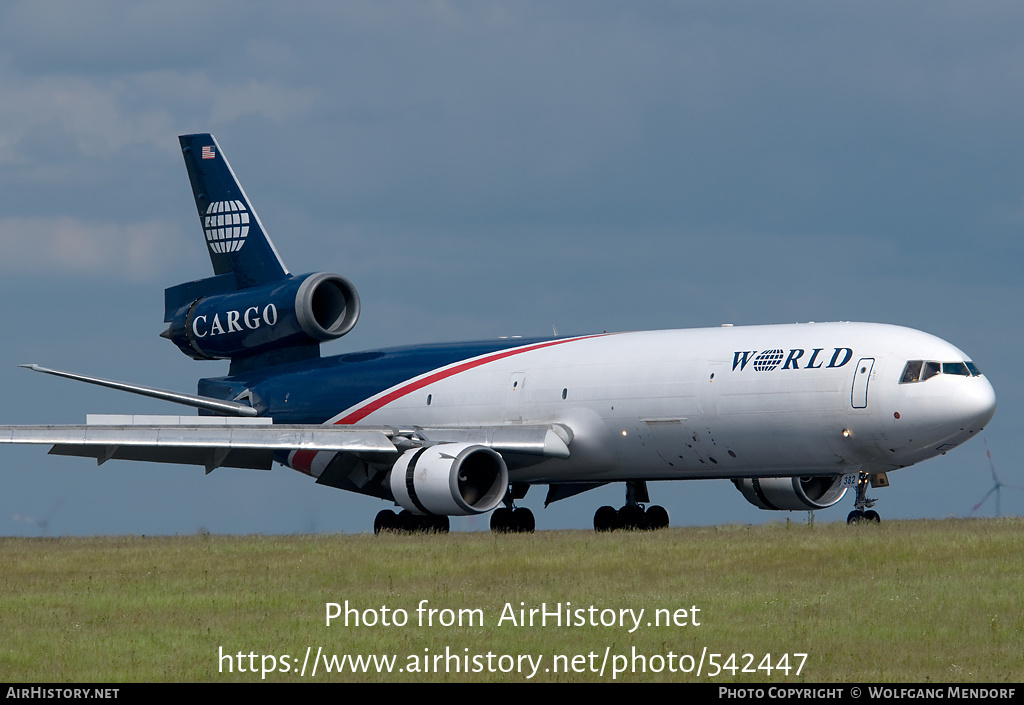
left=197, top=337, right=559, bottom=424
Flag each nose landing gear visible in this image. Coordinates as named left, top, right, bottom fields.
left=847, top=471, right=883, bottom=524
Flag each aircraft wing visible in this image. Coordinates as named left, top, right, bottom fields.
left=0, top=415, right=572, bottom=474
left=0, top=416, right=399, bottom=473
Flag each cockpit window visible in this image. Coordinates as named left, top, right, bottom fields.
left=900, top=359, right=983, bottom=383
left=900, top=360, right=923, bottom=384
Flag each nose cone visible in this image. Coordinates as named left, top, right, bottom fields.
left=953, top=378, right=997, bottom=432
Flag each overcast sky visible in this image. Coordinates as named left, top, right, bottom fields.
left=2, top=2, right=1022, bottom=535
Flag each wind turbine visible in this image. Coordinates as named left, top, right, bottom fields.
left=11, top=494, right=66, bottom=535
left=971, top=440, right=1024, bottom=517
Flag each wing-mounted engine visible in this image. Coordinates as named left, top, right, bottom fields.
left=389, top=443, right=509, bottom=516
left=733, top=476, right=847, bottom=511
left=163, top=272, right=359, bottom=363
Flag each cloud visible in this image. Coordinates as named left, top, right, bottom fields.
left=0, top=73, right=172, bottom=167
left=0, top=68, right=317, bottom=168
left=0, top=216, right=187, bottom=280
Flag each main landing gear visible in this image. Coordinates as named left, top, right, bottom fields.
left=847, top=471, right=881, bottom=524
left=490, top=506, right=535, bottom=533
left=490, top=484, right=535, bottom=533
left=374, top=509, right=450, bottom=534
left=593, top=480, right=670, bottom=532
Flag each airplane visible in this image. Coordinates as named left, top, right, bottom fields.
left=0, top=134, right=997, bottom=533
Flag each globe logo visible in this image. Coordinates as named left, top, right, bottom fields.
left=204, top=200, right=250, bottom=253
left=752, top=349, right=785, bottom=372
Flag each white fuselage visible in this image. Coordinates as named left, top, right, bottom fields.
left=328, top=322, right=996, bottom=484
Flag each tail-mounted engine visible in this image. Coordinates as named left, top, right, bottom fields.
left=733, top=476, right=847, bottom=511
left=389, top=443, right=509, bottom=516
left=163, top=272, right=360, bottom=361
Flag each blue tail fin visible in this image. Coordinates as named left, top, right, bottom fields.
left=178, top=134, right=289, bottom=289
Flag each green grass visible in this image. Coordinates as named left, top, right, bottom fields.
left=2, top=519, right=1022, bottom=682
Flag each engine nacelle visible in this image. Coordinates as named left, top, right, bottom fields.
left=389, top=443, right=509, bottom=516
left=165, top=272, right=359, bottom=360
left=733, top=476, right=847, bottom=511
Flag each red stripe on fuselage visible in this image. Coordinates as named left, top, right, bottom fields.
left=289, top=334, right=608, bottom=473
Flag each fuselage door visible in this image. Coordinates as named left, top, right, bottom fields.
left=505, top=372, right=526, bottom=422
left=851, top=358, right=875, bottom=409
left=700, top=362, right=724, bottom=416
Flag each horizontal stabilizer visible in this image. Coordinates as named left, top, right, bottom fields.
left=19, top=364, right=259, bottom=417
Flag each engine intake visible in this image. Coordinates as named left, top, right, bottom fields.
left=389, top=443, right=509, bottom=516
left=734, top=476, right=847, bottom=511
left=294, top=272, right=361, bottom=342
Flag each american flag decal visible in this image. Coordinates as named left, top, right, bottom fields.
left=201, top=145, right=215, bottom=160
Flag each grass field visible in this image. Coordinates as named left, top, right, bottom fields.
left=2, top=518, right=1022, bottom=683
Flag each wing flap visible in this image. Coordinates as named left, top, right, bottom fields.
left=48, top=444, right=276, bottom=471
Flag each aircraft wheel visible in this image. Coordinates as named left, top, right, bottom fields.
left=864, top=510, right=881, bottom=523
left=644, top=505, right=670, bottom=530
left=513, top=508, right=535, bottom=533
left=491, top=507, right=513, bottom=533
left=392, top=510, right=448, bottom=533
left=374, top=509, right=398, bottom=534
left=847, top=510, right=864, bottom=525
left=618, top=505, right=645, bottom=531
left=594, top=505, right=617, bottom=532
